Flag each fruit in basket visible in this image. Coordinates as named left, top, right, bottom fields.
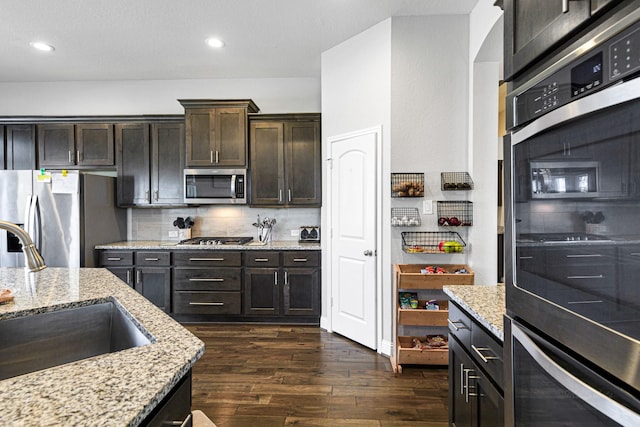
left=438, top=217, right=448, bottom=226
left=448, top=217, right=461, bottom=226
left=442, top=241, right=463, bottom=253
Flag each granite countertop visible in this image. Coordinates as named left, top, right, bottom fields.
left=443, top=284, right=506, bottom=341
left=0, top=268, right=204, bottom=426
left=96, top=240, right=321, bottom=251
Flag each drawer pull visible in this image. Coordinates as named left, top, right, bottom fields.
left=107, top=257, right=122, bottom=261
left=519, top=256, right=533, bottom=260
left=144, top=257, right=160, bottom=261
left=254, top=258, right=271, bottom=262
left=471, top=344, right=499, bottom=363
left=567, top=275, right=604, bottom=279
left=189, top=278, right=224, bottom=282
left=630, top=253, right=640, bottom=257
left=189, top=257, right=225, bottom=262
left=293, top=258, right=308, bottom=262
left=448, top=319, right=469, bottom=331
left=189, top=302, right=224, bottom=306
left=565, top=254, right=602, bottom=258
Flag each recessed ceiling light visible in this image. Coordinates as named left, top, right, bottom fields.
left=205, top=38, right=225, bottom=48
left=30, top=41, right=55, bottom=52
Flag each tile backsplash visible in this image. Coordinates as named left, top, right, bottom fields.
left=130, top=206, right=321, bottom=242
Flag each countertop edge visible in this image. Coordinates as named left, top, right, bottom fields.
left=443, top=285, right=505, bottom=342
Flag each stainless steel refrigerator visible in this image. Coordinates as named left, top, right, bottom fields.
left=0, top=170, right=127, bottom=268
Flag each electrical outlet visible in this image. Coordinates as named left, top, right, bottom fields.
left=168, top=230, right=178, bottom=237
left=291, top=229, right=300, bottom=237
left=423, top=200, right=433, bottom=215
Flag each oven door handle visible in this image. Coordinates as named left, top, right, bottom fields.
left=512, top=323, right=640, bottom=426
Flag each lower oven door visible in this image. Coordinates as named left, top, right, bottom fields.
left=506, top=319, right=640, bottom=427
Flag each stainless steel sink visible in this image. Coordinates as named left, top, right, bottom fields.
left=0, top=300, right=152, bottom=381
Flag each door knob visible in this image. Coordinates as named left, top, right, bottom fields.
left=363, top=250, right=373, bottom=256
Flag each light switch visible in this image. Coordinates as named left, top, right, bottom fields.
left=423, top=200, right=433, bottom=215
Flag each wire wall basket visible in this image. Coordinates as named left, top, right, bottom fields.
left=401, top=231, right=466, bottom=254
left=437, top=201, right=473, bottom=226
left=391, top=173, right=424, bottom=197
left=391, top=207, right=421, bottom=227
left=441, top=172, right=473, bottom=191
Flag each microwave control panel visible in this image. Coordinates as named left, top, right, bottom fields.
left=514, top=19, right=640, bottom=128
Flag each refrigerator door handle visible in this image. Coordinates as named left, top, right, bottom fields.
left=26, top=195, right=42, bottom=251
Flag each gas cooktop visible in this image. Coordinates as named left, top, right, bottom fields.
left=517, top=233, right=612, bottom=243
left=179, top=236, right=254, bottom=245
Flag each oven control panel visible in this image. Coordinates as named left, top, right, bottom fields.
left=514, top=19, right=640, bottom=128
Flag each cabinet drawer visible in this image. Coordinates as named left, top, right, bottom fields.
left=173, top=268, right=241, bottom=291
left=100, top=251, right=133, bottom=266
left=244, top=251, right=280, bottom=267
left=397, top=336, right=448, bottom=365
left=448, top=302, right=472, bottom=348
left=398, top=300, right=448, bottom=326
left=282, top=251, right=319, bottom=267
left=135, top=251, right=170, bottom=266
left=471, top=324, right=504, bottom=390
left=545, top=247, right=615, bottom=265
left=173, top=291, right=241, bottom=314
left=173, top=251, right=242, bottom=267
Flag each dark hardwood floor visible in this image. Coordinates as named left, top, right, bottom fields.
left=184, top=324, right=449, bottom=427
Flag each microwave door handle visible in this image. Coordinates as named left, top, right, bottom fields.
left=231, top=175, right=236, bottom=199
left=512, top=324, right=640, bottom=426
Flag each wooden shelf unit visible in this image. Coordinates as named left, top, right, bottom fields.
left=391, top=264, right=474, bottom=373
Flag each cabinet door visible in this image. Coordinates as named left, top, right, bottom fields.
left=618, top=245, right=640, bottom=309
left=283, top=267, right=319, bottom=316
left=151, top=122, right=185, bottom=205
left=285, top=120, right=321, bottom=206
left=116, top=123, right=150, bottom=206
left=250, top=121, right=285, bottom=205
left=504, top=0, right=590, bottom=79
left=75, top=123, right=114, bottom=166
left=135, top=267, right=171, bottom=313
left=106, top=266, right=134, bottom=287
left=185, top=108, right=215, bottom=166
left=244, top=267, right=280, bottom=315
left=474, top=370, right=504, bottom=427
left=449, top=338, right=474, bottom=427
left=215, top=108, right=247, bottom=167
left=38, top=124, right=75, bottom=167
left=5, top=125, right=36, bottom=170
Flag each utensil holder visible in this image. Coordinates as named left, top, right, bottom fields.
left=178, top=229, right=191, bottom=241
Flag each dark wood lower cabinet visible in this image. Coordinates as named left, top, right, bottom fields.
left=142, top=370, right=192, bottom=427
left=99, top=249, right=320, bottom=323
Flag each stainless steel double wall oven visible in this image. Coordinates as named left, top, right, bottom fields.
left=504, top=3, right=640, bottom=426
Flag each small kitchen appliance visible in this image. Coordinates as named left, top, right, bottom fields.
left=299, top=226, right=320, bottom=243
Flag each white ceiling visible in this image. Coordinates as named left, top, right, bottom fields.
left=0, top=0, right=479, bottom=83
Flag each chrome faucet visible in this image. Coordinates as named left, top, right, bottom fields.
left=0, top=220, right=46, bottom=272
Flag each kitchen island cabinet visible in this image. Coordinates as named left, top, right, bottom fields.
left=0, top=267, right=204, bottom=426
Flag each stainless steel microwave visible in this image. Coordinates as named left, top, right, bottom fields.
left=184, top=169, right=246, bottom=204
left=530, top=160, right=599, bottom=198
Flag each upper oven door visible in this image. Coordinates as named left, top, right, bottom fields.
left=508, top=77, right=640, bottom=392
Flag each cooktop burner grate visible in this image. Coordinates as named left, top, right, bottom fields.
left=517, top=233, right=612, bottom=243
left=179, top=236, right=254, bottom=245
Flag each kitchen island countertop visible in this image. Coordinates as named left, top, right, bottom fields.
left=0, top=267, right=204, bottom=426
left=96, top=240, right=321, bottom=250
left=443, top=284, right=505, bottom=341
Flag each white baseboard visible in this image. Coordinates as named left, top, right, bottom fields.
left=320, top=315, right=330, bottom=332
left=378, top=339, right=393, bottom=357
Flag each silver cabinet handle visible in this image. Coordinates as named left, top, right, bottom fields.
left=512, top=323, right=640, bottom=426
left=68, top=150, right=73, bottom=163
left=293, top=258, right=308, bottom=262
left=471, top=344, right=499, bottom=363
left=136, top=270, right=141, bottom=285
left=630, top=253, right=640, bottom=256
left=448, top=319, right=469, bottom=331
left=189, top=257, right=225, bottom=261
left=279, top=189, right=283, bottom=202
left=107, top=257, right=122, bottom=261
left=154, top=190, right=158, bottom=201
left=189, top=278, right=224, bottom=282
left=210, top=150, right=214, bottom=163
left=145, top=257, right=159, bottom=261
left=566, top=254, right=602, bottom=258
left=274, top=271, right=278, bottom=286
left=215, top=150, right=219, bottom=163
left=288, top=189, right=292, bottom=202
left=567, top=275, right=605, bottom=279
left=284, top=271, right=289, bottom=285
left=254, top=258, right=270, bottom=262
left=126, top=270, right=131, bottom=285
left=189, top=302, right=224, bottom=306
left=519, top=256, right=533, bottom=260
left=77, top=150, right=80, bottom=163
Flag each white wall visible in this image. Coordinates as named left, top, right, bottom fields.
left=0, top=77, right=320, bottom=115
left=321, top=19, right=392, bottom=352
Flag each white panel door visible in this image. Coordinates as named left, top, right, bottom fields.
left=329, top=129, right=377, bottom=349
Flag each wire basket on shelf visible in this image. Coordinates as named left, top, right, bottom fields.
left=441, top=172, right=473, bottom=191
left=401, top=231, right=466, bottom=254
left=392, top=173, right=424, bottom=197
left=436, top=201, right=473, bottom=226
left=391, top=207, right=421, bottom=227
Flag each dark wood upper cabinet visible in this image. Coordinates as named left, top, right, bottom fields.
left=180, top=99, right=259, bottom=168
left=2, top=124, right=36, bottom=170
left=504, top=0, right=591, bottom=80
left=249, top=113, right=321, bottom=207
left=116, top=121, right=185, bottom=207
left=38, top=123, right=114, bottom=168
